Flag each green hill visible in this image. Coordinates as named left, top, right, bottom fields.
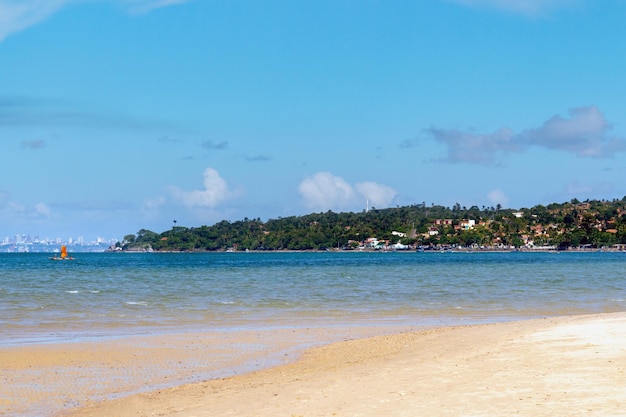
left=119, top=198, right=626, bottom=252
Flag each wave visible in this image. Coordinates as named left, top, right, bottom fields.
left=125, top=301, right=148, bottom=306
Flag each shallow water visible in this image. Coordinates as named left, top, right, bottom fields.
left=2, top=251, right=626, bottom=345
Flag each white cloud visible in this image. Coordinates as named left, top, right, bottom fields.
left=486, top=189, right=509, bottom=207
left=169, top=168, right=241, bottom=208
left=354, top=181, right=397, bottom=209
left=0, top=0, right=190, bottom=42
left=451, top=0, right=579, bottom=16
left=298, top=172, right=357, bottom=211
left=298, top=172, right=396, bottom=212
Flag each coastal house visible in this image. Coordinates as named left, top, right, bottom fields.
left=460, top=219, right=475, bottom=230
left=427, top=227, right=439, bottom=236
left=364, top=237, right=376, bottom=248
left=364, top=237, right=386, bottom=249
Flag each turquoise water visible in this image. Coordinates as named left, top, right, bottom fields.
left=2, top=251, right=626, bottom=345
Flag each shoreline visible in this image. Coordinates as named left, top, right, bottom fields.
left=3, top=313, right=626, bottom=417
left=1, top=323, right=416, bottom=417
left=116, top=246, right=626, bottom=253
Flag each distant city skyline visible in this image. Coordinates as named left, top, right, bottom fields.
left=2, top=1, right=626, bottom=240
left=2, top=234, right=116, bottom=245
left=0, top=233, right=117, bottom=253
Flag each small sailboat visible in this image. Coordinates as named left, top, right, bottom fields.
left=50, top=245, right=75, bottom=261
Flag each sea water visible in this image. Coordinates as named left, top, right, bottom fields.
left=2, top=251, right=626, bottom=346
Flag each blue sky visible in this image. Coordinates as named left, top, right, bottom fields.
left=1, top=0, right=626, bottom=241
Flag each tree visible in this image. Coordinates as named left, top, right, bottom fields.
left=113, top=198, right=626, bottom=252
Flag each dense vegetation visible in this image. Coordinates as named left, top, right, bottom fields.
left=119, top=198, right=626, bottom=252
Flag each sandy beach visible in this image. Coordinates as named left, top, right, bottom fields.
left=2, top=313, right=624, bottom=417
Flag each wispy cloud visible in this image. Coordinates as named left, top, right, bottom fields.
left=169, top=167, right=242, bottom=208
left=245, top=154, right=271, bottom=162
left=0, top=0, right=191, bottom=42
left=564, top=179, right=614, bottom=198
left=518, top=106, right=624, bottom=158
left=486, top=189, right=509, bottom=207
left=158, top=136, right=183, bottom=144
left=428, top=106, right=626, bottom=165
left=0, top=197, right=54, bottom=220
left=142, top=195, right=165, bottom=211
left=450, top=0, right=580, bottom=16
left=125, top=0, right=190, bottom=14
left=0, top=94, right=176, bottom=131
left=0, top=0, right=70, bottom=42
left=34, top=202, right=52, bottom=217
left=21, top=139, right=46, bottom=149
left=298, top=172, right=397, bottom=212
left=0, top=189, right=10, bottom=205
left=0, top=96, right=41, bottom=108
left=202, top=140, right=228, bottom=150
left=427, top=127, right=518, bottom=165
left=0, top=95, right=57, bottom=121
left=49, top=199, right=134, bottom=211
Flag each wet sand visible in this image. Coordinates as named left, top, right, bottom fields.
left=1, top=325, right=410, bottom=417
left=3, top=313, right=625, bottom=417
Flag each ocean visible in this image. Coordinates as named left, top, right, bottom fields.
left=2, top=250, right=626, bottom=346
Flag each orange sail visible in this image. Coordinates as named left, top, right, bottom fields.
left=60, top=245, right=68, bottom=259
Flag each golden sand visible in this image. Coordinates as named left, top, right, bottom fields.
left=2, top=313, right=625, bottom=417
